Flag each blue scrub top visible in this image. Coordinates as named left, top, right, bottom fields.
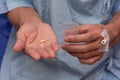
left=0, top=14, right=12, bottom=66
left=0, top=0, right=11, bottom=67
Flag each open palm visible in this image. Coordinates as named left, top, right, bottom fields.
left=13, top=22, right=59, bottom=60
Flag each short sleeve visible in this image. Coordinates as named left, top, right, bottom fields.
left=0, top=0, right=8, bottom=14
left=6, top=0, right=34, bottom=11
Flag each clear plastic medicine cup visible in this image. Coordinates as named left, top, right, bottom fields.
left=61, top=22, right=83, bottom=44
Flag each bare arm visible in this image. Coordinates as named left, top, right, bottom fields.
left=7, top=7, right=59, bottom=60
left=8, top=7, right=42, bottom=29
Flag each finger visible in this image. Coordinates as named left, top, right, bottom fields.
left=69, top=50, right=104, bottom=59
left=13, top=33, right=26, bottom=53
left=64, top=32, right=97, bottom=43
left=45, top=46, right=56, bottom=59
left=51, top=41, right=59, bottom=52
left=38, top=48, right=50, bottom=59
left=64, top=26, right=101, bottom=43
left=25, top=47, right=41, bottom=60
left=72, top=26, right=88, bottom=34
left=62, top=39, right=103, bottom=53
left=79, top=56, right=102, bottom=65
left=39, top=40, right=58, bottom=59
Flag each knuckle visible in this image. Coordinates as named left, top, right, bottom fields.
left=78, top=54, right=84, bottom=59
left=81, top=46, right=89, bottom=52
left=71, top=36, right=78, bottom=42
left=84, top=53, right=91, bottom=59
left=80, top=53, right=91, bottom=59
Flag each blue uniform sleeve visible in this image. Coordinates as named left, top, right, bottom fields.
left=112, top=0, right=120, bottom=14
left=0, top=0, right=8, bottom=14
left=6, top=0, right=33, bottom=11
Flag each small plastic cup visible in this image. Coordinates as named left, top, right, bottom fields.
left=61, top=22, right=80, bottom=44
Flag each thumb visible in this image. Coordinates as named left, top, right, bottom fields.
left=13, top=33, right=26, bottom=53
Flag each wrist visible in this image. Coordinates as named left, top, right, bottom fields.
left=105, top=23, right=120, bottom=42
left=8, top=7, right=42, bottom=29
left=20, top=18, right=43, bottom=28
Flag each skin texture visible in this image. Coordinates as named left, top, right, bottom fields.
left=8, top=7, right=120, bottom=64
left=8, top=7, right=59, bottom=60
left=13, top=22, right=59, bottom=60
left=62, top=24, right=105, bottom=64
left=62, top=13, right=120, bottom=64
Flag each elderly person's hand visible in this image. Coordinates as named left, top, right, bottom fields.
left=62, top=23, right=119, bottom=64
left=13, top=21, right=59, bottom=60
left=7, top=7, right=59, bottom=60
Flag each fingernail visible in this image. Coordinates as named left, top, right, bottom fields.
left=64, top=37, right=69, bottom=41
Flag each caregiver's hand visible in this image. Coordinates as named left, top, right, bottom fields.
left=13, top=21, right=59, bottom=60
left=62, top=24, right=109, bottom=64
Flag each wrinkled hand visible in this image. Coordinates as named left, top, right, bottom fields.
left=62, top=24, right=107, bottom=64
left=13, top=21, right=59, bottom=60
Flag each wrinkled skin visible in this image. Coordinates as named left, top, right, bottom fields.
left=13, top=22, right=59, bottom=60
left=62, top=24, right=119, bottom=64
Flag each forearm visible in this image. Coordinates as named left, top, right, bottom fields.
left=7, top=7, right=42, bottom=29
left=106, top=12, right=120, bottom=43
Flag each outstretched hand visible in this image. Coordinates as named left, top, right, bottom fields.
left=13, top=21, right=59, bottom=60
